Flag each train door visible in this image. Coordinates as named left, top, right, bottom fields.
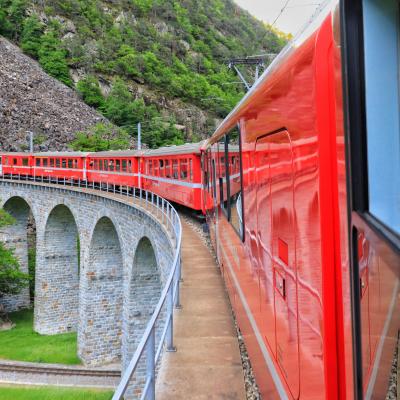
left=256, top=131, right=300, bottom=398
left=255, top=137, right=276, bottom=354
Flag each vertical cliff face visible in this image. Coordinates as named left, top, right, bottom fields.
left=0, top=36, right=109, bottom=151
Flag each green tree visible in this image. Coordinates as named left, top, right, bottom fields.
left=38, top=31, right=73, bottom=87
left=20, top=14, right=44, bottom=57
left=0, top=210, right=29, bottom=314
left=77, top=76, right=104, bottom=108
left=70, top=123, right=130, bottom=151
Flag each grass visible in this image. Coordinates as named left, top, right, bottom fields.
left=0, top=385, right=113, bottom=400
left=0, top=309, right=80, bottom=364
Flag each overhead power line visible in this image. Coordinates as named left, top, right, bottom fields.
left=271, top=0, right=291, bottom=27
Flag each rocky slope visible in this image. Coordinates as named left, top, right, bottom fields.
left=0, top=36, right=109, bottom=152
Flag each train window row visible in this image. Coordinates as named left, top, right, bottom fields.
left=34, top=158, right=79, bottom=169
left=2, top=157, right=29, bottom=167
left=90, top=159, right=133, bottom=173
left=145, top=158, right=193, bottom=181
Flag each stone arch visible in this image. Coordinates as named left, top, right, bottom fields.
left=34, top=204, right=80, bottom=335
left=1, top=196, right=35, bottom=312
left=79, top=216, right=123, bottom=366
left=123, top=237, right=162, bottom=367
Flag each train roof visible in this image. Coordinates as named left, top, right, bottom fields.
left=207, top=0, right=335, bottom=146
left=0, top=152, right=32, bottom=156
left=89, top=150, right=140, bottom=157
left=143, top=141, right=206, bottom=157
left=33, top=151, right=90, bottom=157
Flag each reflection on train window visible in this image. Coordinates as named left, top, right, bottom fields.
left=122, top=160, right=127, bottom=172
left=173, top=160, right=178, bottom=179
left=116, top=160, right=120, bottom=171
left=62, top=159, right=67, bottom=168
left=228, top=149, right=243, bottom=237
left=56, top=159, right=60, bottom=168
left=104, top=160, right=109, bottom=171
left=68, top=159, right=73, bottom=168
left=219, top=137, right=228, bottom=213
left=165, top=160, right=171, bottom=178
left=363, top=0, right=400, bottom=234
left=180, top=159, right=188, bottom=180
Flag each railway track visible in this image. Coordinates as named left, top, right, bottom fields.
left=0, top=360, right=120, bottom=388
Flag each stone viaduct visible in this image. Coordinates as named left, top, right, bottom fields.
left=0, top=180, right=177, bottom=374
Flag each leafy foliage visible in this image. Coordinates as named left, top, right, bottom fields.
left=70, top=123, right=130, bottom=151
left=0, top=0, right=288, bottom=147
left=0, top=209, right=29, bottom=299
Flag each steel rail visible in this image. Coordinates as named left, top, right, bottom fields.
left=0, top=173, right=182, bottom=400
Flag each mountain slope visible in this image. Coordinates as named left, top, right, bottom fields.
left=0, top=36, right=114, bottom=151
left=0, top=0, right=288, bottom=148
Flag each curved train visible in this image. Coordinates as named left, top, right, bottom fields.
left=0, top=1, right=399, bottom=399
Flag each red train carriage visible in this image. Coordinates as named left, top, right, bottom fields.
left=202, top=1, right=399, bottom=400
left=33, top=152, right=88, bottom=181
left=141, top=142, right=204, bottom=211
left=0, top=153, right=33, bottom=177
left=86, top=151, right=139, bottom=188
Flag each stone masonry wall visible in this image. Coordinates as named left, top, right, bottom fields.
left=0, top=181, right=176, bottom=388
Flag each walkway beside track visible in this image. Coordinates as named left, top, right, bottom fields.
left=155, top=219, right=246, bottom=400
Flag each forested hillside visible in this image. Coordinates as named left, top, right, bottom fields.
left=0, top=0, right=288, bottom=149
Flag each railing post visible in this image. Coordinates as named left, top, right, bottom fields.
left=166, top=286, right=176, bottom=352
left=175, top=256, right=182, bottom=309
left=146, top=328, right=156, bottom=400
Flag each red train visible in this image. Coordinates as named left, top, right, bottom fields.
left=0, top=1, right=399, bottom=399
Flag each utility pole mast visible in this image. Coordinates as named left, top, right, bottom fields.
left=227, top=54, right=277, bottom=91
left=137, top=122, right=141, bottom=150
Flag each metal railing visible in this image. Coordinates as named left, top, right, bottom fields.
left=0, top=173, right=182, bottom=400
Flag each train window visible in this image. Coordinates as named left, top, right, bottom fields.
left=159, top=159, right=165, bottom=177
left=104, top=160, right=109, bottom=171
left=148, top=160, right=153, bottom=174
left=180, top=159, right=188, bottom=180
left=219, top=137, right=229, bottom=213
left=74, top=160, right=78, bottom=169
left=22, top=158, right=28, bottom=166
left=50, top=159, right=54, bottom=167
left=13, top=158, right=18, bottom=166
left=36, top=159, right=40, bottom=167
left=116, top=160, right=120, bottom=171
left=109, top=160, right=114, bottom=171
left=56, top=159, right=60, bottom=168
left=219, top=126, right=244, bottom=239
left=128, top=160, right=132, bottom=173
left=122, top=160, right=127, bottom=172
left=189, top=158, right=193, bottom=181
left=362, top=0, right=400, bottom=234
left=172, top=160, right=178, bottom=179
left=154, top=159, right=159, bottom=176
left=43, top=159, right=48, bottom=167
left=62, top=159, right=67, bottom=168
left=68, top=159, right=73, bottom=168
left=165, top=160, right=171, bottom=178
